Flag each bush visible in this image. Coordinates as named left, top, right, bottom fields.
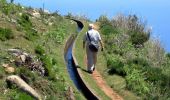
left=18, top=13, right=38, bottom=41
left=0, top=27, right=14, bottom=41
left=130, top=31, right=150, bottom=47
left=13, top=91, right=33, bottom=100
left=46, top=24, right=66, bottom=44
left=18, top=13, right=32, bottom=28
left=124, top=64, right=150, bottom=95
left=107, top=55, right=125, bottom=76
left=166, top=53, right=170, bottom=59
left=35, top=45, right=45, bottom=56
left=40, top=55, right=56, bottom=80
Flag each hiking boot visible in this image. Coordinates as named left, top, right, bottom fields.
left=91, top=65, right=95, bottom=71
left=88, top=70, right=93, bottom=74
left=93, top=66, right=95, bottom=71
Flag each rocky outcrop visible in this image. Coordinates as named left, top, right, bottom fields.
left=8, top=49, right=45, bottom=76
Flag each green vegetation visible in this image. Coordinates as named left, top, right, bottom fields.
left=17, top=13, right=39, bottom=41
left=0, top=1, right=84, bottom=99
left=0, top=27, right=14, bottom=41
left=1, top=0, right=169, bottom=100
left=97, top=14, right=170, bottom=99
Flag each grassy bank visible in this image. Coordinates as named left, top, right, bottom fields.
left=0, top=1, right=85, bottom=99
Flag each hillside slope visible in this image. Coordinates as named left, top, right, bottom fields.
left=0, top=1, right=85, bottom=99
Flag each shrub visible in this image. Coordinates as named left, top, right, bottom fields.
left=107, top=55, right=125, bottom=76
left=0, top=27, right=14, bottom=41
left=35, top=45, right=45, bottom=56
left=145, top=39, right=166, bottom=67
left=124, top=64, right=150, bottom=95
left=130, top=31, right=150, bottom=47
left=40, top=55, right=56, bottom=80
left=166, top=53, right=170, bottom=59
left=46, top=24, right=66, bottom=44
left=128, top=57, right=150, bottom=67
left=24, top=30, right=38, bottom=41
left=17, top=13, right=38, bottom=41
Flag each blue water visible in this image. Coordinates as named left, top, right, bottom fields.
left=65, top=44, right=81, bottom=90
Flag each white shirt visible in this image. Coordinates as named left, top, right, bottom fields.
left=83, top=29, right=101, bottom=44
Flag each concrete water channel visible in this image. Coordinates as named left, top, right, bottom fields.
left=64, top=19, right=98, bottom=100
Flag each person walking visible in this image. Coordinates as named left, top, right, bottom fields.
left=83, top=24, right=104, bottom=74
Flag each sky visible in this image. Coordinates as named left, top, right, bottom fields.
left=12, top=0, right=170, bottom=52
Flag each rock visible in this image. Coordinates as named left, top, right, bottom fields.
left=23, top=52, right=29, bottom=56
left=10, top=59, right=15, bottom=63
left=5, top=67, right=15, bottom=73
left=20, top=55, right=26, bottom=62
left=2, top=64, right=9, bottom=68
left=6, top=75, right=41, bottom=100
left=4, top=89, right=8, bottom=95
left=11, top=19, right=17, bottom=24
left=48, top=22, right=53, bottom=26
left=8, top=48, right=45, bottom=76
left=32, top=12, right=40, bottom=18
left=8, top=49, right=22, bottom=56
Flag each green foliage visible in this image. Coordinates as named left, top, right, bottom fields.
left=0, top=0, right=10, bottom=15
left=46, top=24, right=66, bottom=44
left=40, top=55, right=56, bottom=80
left=98, top=15, right=118, bottom=35
left=166, top=53, right=170, bottom=59
left=18, top=13, right=32, bottom=28
left=0, top=27, right=14, bottom=41
left=130, top=31, right=150, bottom=47
left=35, top=45, right=45, bottom=56
left=33, top=78, right=67, bottom=99
left=100, top=14, right=170, bottom=99
left=13, top=91, right=33, bottom=100
left=124, top=64, right=150, bottom=95
left=17, top=13, right=38, bottom=41
left=98, top=14, right=151, bottom=48
left=15, top=67, right=39, bottom=84
left=107, top=55, right=125, bottom=76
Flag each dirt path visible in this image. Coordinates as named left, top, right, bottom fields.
left=84, top=55, right=123, bottom=100
left=92, top=70, right=123, bottom=100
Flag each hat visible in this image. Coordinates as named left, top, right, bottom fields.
left=89, top=24, right=94, bottom=29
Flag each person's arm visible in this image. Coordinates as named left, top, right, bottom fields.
left=97, top=31, right=104, bottom=51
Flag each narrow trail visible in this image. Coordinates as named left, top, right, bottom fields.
left=84, top=55, right=123, bottom=100
left=92, top=70, right=123, bottom=100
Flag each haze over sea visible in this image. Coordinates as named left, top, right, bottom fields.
left=12, top=0, right=170, bottom=52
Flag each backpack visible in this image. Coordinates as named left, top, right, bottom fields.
left=87, top=32, right=99, bottom=52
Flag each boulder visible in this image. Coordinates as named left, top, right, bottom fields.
left=6, top=75, right=41, bottom=100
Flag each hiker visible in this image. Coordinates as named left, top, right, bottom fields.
left=83, top=24, right=104, bottom=73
